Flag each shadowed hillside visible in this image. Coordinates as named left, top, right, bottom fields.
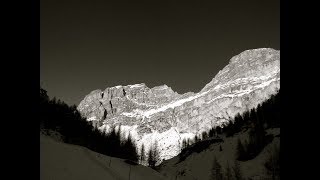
left=40, top=134, right=166, bottom=180
left=40, top=87, right=139, bottom=162
left=158, top=91, right=280, bottom=180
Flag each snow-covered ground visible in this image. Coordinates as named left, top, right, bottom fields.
left=157, top=128, right=280, bottom=180
left=40, top=134, right=166, bottom=180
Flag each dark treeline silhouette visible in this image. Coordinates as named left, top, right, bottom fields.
left=139, top=144, right=146, bottom=164
left=180, top=90, right=280, bottom=161
left=147, top=140, right=160, bottom=168
left=181, top=123, right=225, bottom=151
left=40, top=87, right=138, bottom=162
left=177, top=91, right=280, bottom=180
left=234, top=91, right=280, bottom=161
left=224, top=90, right=280, bottom=138
left=179, top=138, right=224, bottom=163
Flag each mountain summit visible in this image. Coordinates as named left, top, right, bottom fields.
left=77, top=48, right=280, bottom=164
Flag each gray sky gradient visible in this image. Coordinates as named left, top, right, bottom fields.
left=40, top=0, right=279, bottom=105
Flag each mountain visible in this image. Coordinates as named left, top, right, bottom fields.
left=77, top=48, right=280, bottom=164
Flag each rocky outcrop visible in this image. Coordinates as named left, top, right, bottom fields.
left=77, top=48, right=280, bottom=164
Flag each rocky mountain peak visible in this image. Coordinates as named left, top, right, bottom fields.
left=77, top=48, right=280, bottom=164
left=201, top=48, right=279, bottom=92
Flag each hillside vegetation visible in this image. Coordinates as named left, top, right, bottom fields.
left=158, top=91, right=280, bottom=180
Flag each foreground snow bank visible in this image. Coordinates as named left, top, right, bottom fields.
left=40, top=134, right=166, bottom=180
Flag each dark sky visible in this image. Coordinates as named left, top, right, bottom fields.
left=40, top=0, right=279, bottom=106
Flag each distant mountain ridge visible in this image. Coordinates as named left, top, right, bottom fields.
left=77, top=48, right=280, bottom=164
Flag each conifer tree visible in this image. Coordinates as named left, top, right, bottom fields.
left=147, top=140, right=159, bottom=168
left=194, top=135, right=200, bottom=143
left=216, top=126, right=222, bottom=135
left=140, top=144, right=146, bottom=164
left=182, top=139, right=187, bottom=150
left=147, top=146, right=155, bottom=168
left=202, top=131, right=208, bottom=140
left=209, top=128, right=215, bottom=137
left=153, top=140, right=160, bottom=164
left=122, top=133, right=138, bottom=162
left=186, top=138, right=191, bottom=147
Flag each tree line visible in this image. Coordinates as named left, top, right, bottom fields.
left=181, top=125, right=224, bottom=151
left=234, top=90, right=280, bottom=161
left=181, top=91, right=280, bottom=159
left=178, top=91, right=280, bottom=179
left=41, top=86, right=164, bottom=167
left=40, top=87, right=139, bottom=162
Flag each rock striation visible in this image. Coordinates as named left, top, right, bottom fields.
left=77, top=48, right=280, bottom=164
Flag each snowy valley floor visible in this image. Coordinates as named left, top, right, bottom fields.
left=40, top=134, right=166, bottom=180
left=40, top=127, right=279, bottom=180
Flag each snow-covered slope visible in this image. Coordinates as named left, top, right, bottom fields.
left=40, top=134, right=166, bottom=180
left=77, top=48, right=280, bottom=164
left=157, top=128, right=280, bottom=180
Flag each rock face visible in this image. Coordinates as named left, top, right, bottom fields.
left=77, top=48, right=280, bottom=164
